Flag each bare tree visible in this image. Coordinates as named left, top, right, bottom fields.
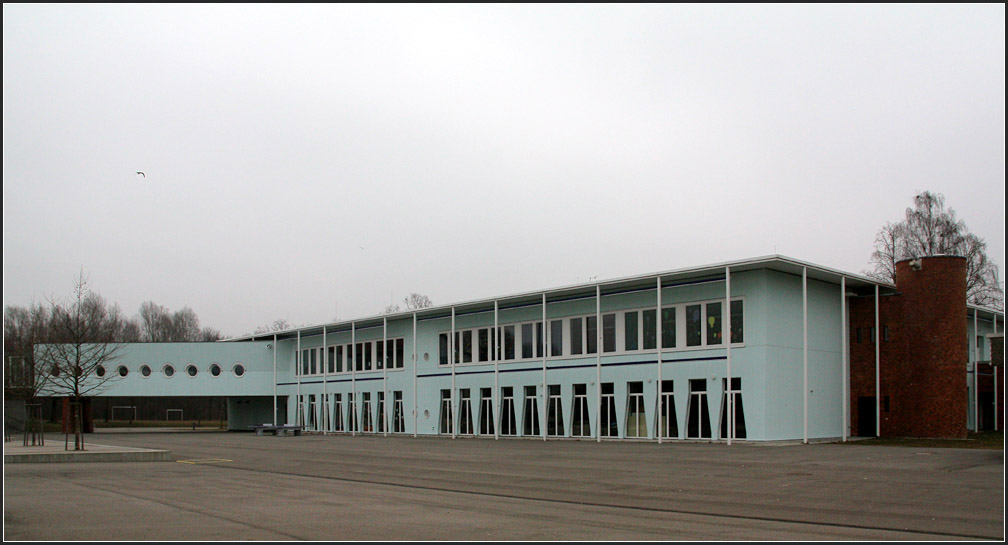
left=254, top=319, right=291, bottom=335
left=138, top=301, right=172, bottom=342
left=170, top=306, right=201, bottom=341
left=115, top=313, right=143, bottom=342
left=868, top=191, right=1003, bottom=309
left=382, top=293, right=432, bottom=314
left=199, top=327, right=223, bottom=341
left=868, top=222, right=904, bottom=287
left=4, top=302, right=53, bottom=444
left=35, top=272, right=126, bottom=450
left=961, top=233, right=1004, bottom=309
left=403, top=293, right=433, bottom=310
left=4, top=303, right=51, bottom=398
left=138, top=301, right=214, bottom=341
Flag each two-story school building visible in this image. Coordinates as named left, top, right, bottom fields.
left=71, top=254, right=1003, bottom=442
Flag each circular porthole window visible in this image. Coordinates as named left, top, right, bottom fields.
left=140, top=364, right=152, bottom=377
left=163, top=364, right=175, bottom=378
left=233, top=363, right=245, bottom=377
left=96, top=365, right=106, bottom=378
left=210, top=363, right=221, bottom=377
left=117, top=365, right=129, bottom=377
left=186, top=364, right=198, bottom=377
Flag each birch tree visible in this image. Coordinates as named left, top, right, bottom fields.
left=869, top=191, right=1003, bottom=309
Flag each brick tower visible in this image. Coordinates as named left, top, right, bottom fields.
left=849, top=255, right=968, bottom=438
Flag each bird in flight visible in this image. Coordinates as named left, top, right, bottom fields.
left=136, top=171, right=145, bottom=178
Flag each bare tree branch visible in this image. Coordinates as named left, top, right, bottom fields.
left=34, top=271, right=125, bottom=450
left=402, top=293, right=432, bottom=310
left=3, top=302, right=53, bottom=400
left=868, top=190, right=1004, bottom=310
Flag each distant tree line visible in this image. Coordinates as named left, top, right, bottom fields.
left=4, top=279, right=224, bottom=404
left=253, top=318, right=293, bottom=335
left=3, top=272, right=223, bottom=448
left=384, top=292, right=433, bottom=314
left=4, top=299, right=222, bottom=350
left=249, top=292, right=434, bottom=337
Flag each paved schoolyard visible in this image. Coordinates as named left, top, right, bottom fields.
left=3, top=431, right=1004, bottom=540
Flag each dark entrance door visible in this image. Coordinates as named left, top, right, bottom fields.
left=857, top=396, right=877, bottom=437
left=978, top=392, right=994, bottom=431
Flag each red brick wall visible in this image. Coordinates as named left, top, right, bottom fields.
left=849, top=256, right=968, bottom=438
left=848, top=293, right=901, bottom=436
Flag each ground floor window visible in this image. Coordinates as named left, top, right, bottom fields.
left=625, top=382, right=645, bottom=438
left=321, top=394, right=331, bottom=432
left=658, top=380, right=678, bottom=439
left=377, top=392, right=386, bottom=433
left=459, top=389, right=474, bottom=435
left=296, top=395, right=305, bottom=427
left=361, top=392, right=373, bottom=433
left=479, top=388, right=494, bottom=435
left=439, top=389, right=453, bottom=434
left=333, top=394, right=344, bottom=432
left=392, top=391, right=405, bottom=433
left=571, top=384, right=591, bottom=437
left=687, top=379, right=711, bottom=439
left=308, top=394, right=318, bottom=431
left=601, top=383, right=618, bottom=437
left=348, top=393, right=359, bottom=433
left=523, top=385, right=540, bottom=436
left=719, top=377, right=746, bottom=439
left=500, top=387, right=517, bottom=435
left=547, top=385, right=564, bottom=436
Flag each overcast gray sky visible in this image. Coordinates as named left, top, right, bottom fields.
left=3, top=4, right=1004, bottom=337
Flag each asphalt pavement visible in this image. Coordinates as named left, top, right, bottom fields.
left=3, top=430, right=1004, bottom=540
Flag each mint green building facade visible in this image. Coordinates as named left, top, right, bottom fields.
left=75, top=255, right=1002, bottom=441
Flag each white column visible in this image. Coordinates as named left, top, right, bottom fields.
left=974, top=310, right=979, bottom=432
left=802, top=267, right=808, bottom=445
left=542, top=293, right=547, bottom=442
left=726, top=267, right=732, bottom=446
left=657, top=276, right=663, bottom=444
left=994, top=314, right=999, bottom=432
left=272, top=334, right=277, bottom=426
left=494, top=300, right=499, bottom=441
left=296, top=331, right=303, bottom=429
left=351, top=322, right=356, bottom=437
left=841, top=277, right=847, bottom=442
left=874, top=285, right=880, bottom=437
left=987, top=312, right=995, bottom=431
left=412, top=312, right=418, bottom=438
left=596, top=284, right=601, bottom=443
left=383, top=316, right=388, bottom=437
left=451, top=307, right=456, bottom=438
left=323, top=326, right=328, bottom=435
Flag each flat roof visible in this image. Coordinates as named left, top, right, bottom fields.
left=231, top=254, right=899, bottom=343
